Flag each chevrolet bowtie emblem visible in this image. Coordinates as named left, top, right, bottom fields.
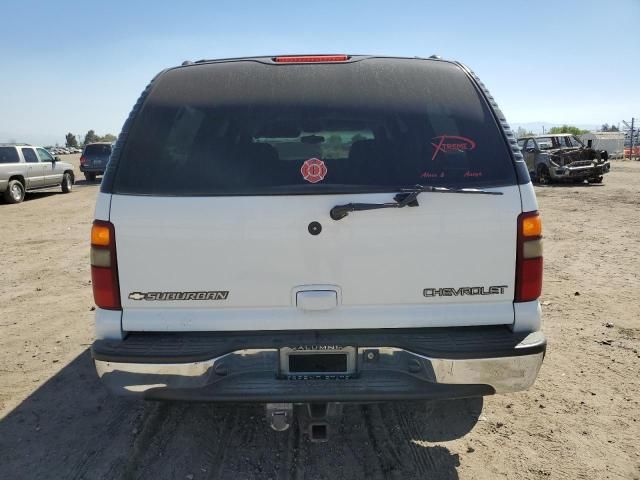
left=128, top=292, right=146, bottom=300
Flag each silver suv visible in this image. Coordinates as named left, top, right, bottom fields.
left=0, top=144, right=75, bottom=203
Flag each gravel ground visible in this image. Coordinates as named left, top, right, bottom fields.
left=0, top=155, right=639, bottom=479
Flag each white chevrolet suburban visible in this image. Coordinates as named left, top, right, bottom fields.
left=90, top=55, right=545, bottom=435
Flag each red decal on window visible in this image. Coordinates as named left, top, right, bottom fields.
left=420, top=171, right=446, bottom=178
left=431, top=135, right=476, bottom=160
left=464, top=171, right=483, bottom=177
left=301, top=158, right=327, bottom=183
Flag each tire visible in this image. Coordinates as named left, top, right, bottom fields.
left=61, top=172, right=73, bottom=193
left=84, top=172, right=96, bottom=182
left=3, top=179, right=25, bottom=204
left=536, top=165, right=552, bottom=185
left=588, top=176, right=604, bottom=184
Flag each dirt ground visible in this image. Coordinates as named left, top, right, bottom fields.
left=1, top=155, right=639, bottom=480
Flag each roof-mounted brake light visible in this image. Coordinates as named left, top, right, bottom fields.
left=273, top=55, right=349, bottom=63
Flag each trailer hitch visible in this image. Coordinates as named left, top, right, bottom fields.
left=265, top=402, right=343, bottom=441
left=304, top=403, right=341, bottom=442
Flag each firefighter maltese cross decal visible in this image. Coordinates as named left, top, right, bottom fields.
left=301, top=158, right=327, bottom=183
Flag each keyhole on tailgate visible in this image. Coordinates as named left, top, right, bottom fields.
left=308, top=221, right=322, bottom=236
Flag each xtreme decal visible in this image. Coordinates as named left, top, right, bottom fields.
left=128, top=291, right=229, bottom=301
left=423, top=285, right=508, bottom=297
left=431, top=135, right=477, bottom=160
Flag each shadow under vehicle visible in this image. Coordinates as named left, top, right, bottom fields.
left=518, top=134, right=610, bottom=184
left=0, top=349, right=478, bottom=479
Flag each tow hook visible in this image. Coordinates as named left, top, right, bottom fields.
left=266, top=403, right=294, bottom=431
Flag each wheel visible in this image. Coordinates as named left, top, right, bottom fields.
left=588, top=176, right=603, bottom=184
left=61, top=172, right=73, bottom=193
left=536, top=165, right=552, bottom=185
left=3, top=179, right=25, bottom=204
left=84, top=172, right=96, bottom=182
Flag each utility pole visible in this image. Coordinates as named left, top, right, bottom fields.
left=622, top=118, right=637, bottom=160
left=631, top=118, right=635, bottom=160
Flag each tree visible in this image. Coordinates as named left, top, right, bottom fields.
left=601, top=123, right=610, bottom=132
left=516, top=127, right=535, bottom=138
left=97, top=133, right=117, bottom=143
left=84, top=130, right=99, bottom=145
left=81, top=130, right=117, bottom=145
left=548, top=125, right=589, bottom=135
left=609, top=125, right=619, bottom=132
left=65, top=133, right=78, bottom=148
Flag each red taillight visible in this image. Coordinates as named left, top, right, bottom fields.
left=515, top=211, right=543, bottom=302
left=273, top=55, right=349, bottom=63
left=80, top=155, right=86, bottom=166
left=90, top=220, right=121, bottom=310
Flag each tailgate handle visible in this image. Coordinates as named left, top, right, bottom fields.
left=296, top=290, right=338, bottom=311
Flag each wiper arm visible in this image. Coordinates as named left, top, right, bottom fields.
left=329, top=185, right=503, bottom=221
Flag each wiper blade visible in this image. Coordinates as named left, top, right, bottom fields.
left=329, top=184, right=503, bottom=221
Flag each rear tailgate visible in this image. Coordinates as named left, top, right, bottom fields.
left=111, top=189, right=519, bottom=331
left=84, top=144, right=111, bottom=169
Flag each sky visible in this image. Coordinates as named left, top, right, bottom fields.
left=1, top=0, right=638, bottom=145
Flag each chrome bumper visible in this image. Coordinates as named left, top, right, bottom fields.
left=95, top=331, right=545, bottom=400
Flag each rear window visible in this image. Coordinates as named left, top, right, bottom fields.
left=85, top=144, right=112, bottom=156
left=112, top=59, right=516, bottom=195
left=0, top=147, right=19, bottom=164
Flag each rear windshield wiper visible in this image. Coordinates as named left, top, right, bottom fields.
left=329, top=185, right=503, bottom=221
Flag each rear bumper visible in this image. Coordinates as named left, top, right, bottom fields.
left=79, top=166, right=104, bottom=173
left=92, top=327, right=546, bottom=402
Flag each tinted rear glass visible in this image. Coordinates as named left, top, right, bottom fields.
left=0, top=147, right=19, bottom=164
left=112, top=59, right=516, bottom=195
left=85, top=144, right=111, bottom=156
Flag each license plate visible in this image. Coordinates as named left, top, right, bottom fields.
left=279, top=346, right=356, bottom=376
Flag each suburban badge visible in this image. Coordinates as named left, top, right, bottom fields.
left=128, top=291, right=229, bottom=301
